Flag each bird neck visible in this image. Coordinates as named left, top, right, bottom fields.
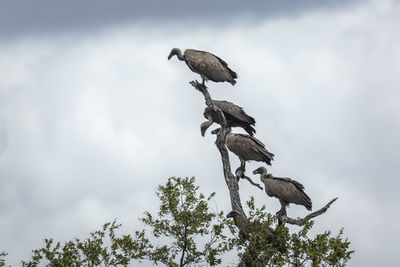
left=176, top=50, right=184, bottom=61
left=261, top=173, right=271, bottom=182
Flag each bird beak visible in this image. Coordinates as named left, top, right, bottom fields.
left=167, top=52, right=174, bottom=60
left=200, top=126, right=206, bottom=137
left=200, top=124, right=209, bottom=137
left=253, top=168, right=260, bottom=175
left=200, top=118, right=213, bottom=137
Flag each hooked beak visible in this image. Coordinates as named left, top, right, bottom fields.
left=200, top=122, right=212, bottom=137
left=200, top=126, right=207, bottom=137
left=253, top=168, right=261, bottom=175
left=200, top=116, right=214, bottom=137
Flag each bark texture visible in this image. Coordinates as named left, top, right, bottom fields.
left=190, top=80, right=246, bottom=219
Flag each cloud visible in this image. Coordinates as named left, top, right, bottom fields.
left=0, top=0, right=361, bottom=38
left=0, top=1, right=399, bottom=265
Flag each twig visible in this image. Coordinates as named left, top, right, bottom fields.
left=241, top=175, right=263, bottom=190
left=190, top=80, right=246, bottom=219
left=278, top=198, right=338, bottom=226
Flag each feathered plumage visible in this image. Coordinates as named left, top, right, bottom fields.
left=201, top=100, right=256, bottom=136
left=253, top=167, right=312, bottom=214
left=226, top=133, right=274, bottom=166
left=168, top=48, right=237, bottom=85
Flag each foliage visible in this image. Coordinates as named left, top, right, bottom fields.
left=0, top=251, right=8, bottom=267
left=228, top=197, right=354, bottom=266
left=21, top=177, right=232, bottom=267
left=20, top=178, right=353, bottom=266
left=21, top=220, right=150, bottom=267
left=139, top=176, right=233, bottom=266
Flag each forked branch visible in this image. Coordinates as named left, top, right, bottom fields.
left=279, top=197, right=338, bottom=226
left=190, top=80, right=246, bottom=219
left=241, top=175, right=263, bottom=190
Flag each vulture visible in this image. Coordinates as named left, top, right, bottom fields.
left=226, top=210, right=251, bottom=240
left=212, top=129, right=274, bottom=178
left=201, top=100, right=256, bottom=137
left=227, top=210, right=286, bottom=253
left=168, top=48, right=238, bottom=86
left=253, top=167, right=312, bottom=215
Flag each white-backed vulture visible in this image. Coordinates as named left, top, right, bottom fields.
left=201, top=100, right=256, bottom=137
left=213, top=130, right=274, bottom=178
left=226, top=210, right=251, bottom=240
left=168, top=48, right=238, bottom=86
left=227, top=210, right=286, bottom=254
left=253, top=167, right=312, bottom=215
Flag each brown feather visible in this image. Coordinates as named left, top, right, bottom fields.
left=261, top=173, right=312, bottom=211
left=203, top=100, right=256, bottom=136
left=213, top=100, right=255, bottom=125
left=225, top=133, right=274, bottom=165
left=183, top=49, right=237, bottom=85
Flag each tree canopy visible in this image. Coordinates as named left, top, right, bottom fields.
left=13, top=177, right=353, bottom=266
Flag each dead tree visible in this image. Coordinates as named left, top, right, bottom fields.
left=190, top=80, right=337, bottom=266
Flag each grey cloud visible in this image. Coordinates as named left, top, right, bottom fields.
left=0, top=0, right=361, bottom=38
left=1, top=1, right=399, bottom=266
left=0, top=119, right=6, bottom=154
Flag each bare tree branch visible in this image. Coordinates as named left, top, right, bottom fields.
left=241, top=175, right=263, bottom=190
left=190, top=80, right=338, bottom=266
left=278, top=198, right=338, bottom=226
left=190, top=80, right=246, bottom=219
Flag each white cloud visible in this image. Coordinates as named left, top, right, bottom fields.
left=0, top=1, right=399, bottom=266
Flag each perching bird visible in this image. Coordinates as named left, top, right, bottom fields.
left=201, top=100, right=256, bottom=137
left=212, top=129, right=274, bottom=178
left=226, top=210, right=251, bottom=240
left=227, top=210, right=286, bottom=253
left=168, top=48, right=238, bottom=86
left=253, top=167, right=312, bottom=215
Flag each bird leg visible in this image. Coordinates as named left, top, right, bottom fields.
left=196, top=79, right=207, bottom=91
left=190, top=80, right=207, bottom=91
left=276, top=208, right=287, bottom=217
left=277, top=202, right=288, bottom=217
left=201, top=79, right=206, bottom=88
left=235, top=161, right=246, bottom=181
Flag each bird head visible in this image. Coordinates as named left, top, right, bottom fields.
left=203, top=107, right=211, bottom=119
left=226, top=210, right=240, bottom=219
left=200, top=120, right=214, bottom=137
left=253, top=167, right=267, bottom=175
left=168, top=48, right=182, bottom=60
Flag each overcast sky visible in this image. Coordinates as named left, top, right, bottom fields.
left=0, top=0, right=399, bottom=266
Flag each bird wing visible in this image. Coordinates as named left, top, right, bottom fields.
left=228, top=134, right=274, bottom=164
left=275, top=177, right=305, bottom=190
left=265, top=177, right=312, bottom=210
left=248, top=135, right=275, bottom=163
left=184, top=49, right=237, bottom=83
left=233, top=133, right=264, bottom=147
left=213, top=100, right=256, bottom=125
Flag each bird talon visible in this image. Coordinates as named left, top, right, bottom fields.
left=235, top=168, right=245, bottom=181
